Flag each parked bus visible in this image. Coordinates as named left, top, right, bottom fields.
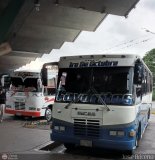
left=5, top=63, right=58, bottom=121
left=46, top=54, right=152, bottom=154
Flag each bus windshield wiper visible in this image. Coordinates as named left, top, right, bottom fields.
left=64, top=94, right=82, bottom=109
left=64, top=101, right=72, bottom=109
left=90, top=87, right=110, bottom=111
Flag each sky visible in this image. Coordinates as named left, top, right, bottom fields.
left=18, top=0, right=155, bottom=71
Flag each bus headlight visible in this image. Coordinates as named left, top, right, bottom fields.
left=29, top=107, right=36, bottom=110
left=54, top=126, right=65, bottom=132
left=60, top=126, right=65, bottom=131
left=109, top=131, right=117, bottom=136
left=117, top=131, right=125, bottom=136
left=54, top=126, right=59, bottom=131
left=37, top=108, right=41, bottom=111
left=6, top=105, right=11, bottom=108
left=109, top=131, right=125, bottom=136
left=129, top=130, right=136, bottom=137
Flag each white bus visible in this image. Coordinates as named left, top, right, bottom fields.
left=5, top=63, right=58, bottom=121
left=49, top=54, right=152, bottom=154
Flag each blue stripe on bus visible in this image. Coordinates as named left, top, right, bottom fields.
left=51, top=118, right=138, bottom=151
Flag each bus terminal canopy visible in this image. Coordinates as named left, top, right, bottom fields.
left=0, top=0, right=140, bottom=73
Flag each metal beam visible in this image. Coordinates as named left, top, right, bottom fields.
left=0, top=0, right=25, bottom=44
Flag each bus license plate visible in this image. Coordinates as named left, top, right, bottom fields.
left=80, top=140, right=92, bottom=147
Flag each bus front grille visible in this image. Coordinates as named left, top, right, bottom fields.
left=74, top=119, right=100, bottom=138
left=15, top=102, right=25, bottom=110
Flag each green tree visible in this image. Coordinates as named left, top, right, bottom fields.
left=143, top=48, right=155, bottom=75
left=143, top=48, right=155, bottom=100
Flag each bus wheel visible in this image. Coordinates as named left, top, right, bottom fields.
left=64, top=143, right=75, bottom=150
left=127, top=134, right=138, bottom=155
left=135, top=132, right=140, bottom=148
left=137, top=124, right=142, bottom=147
left=45, top=107, right=52, bottom=122
left=148, top=109, right=150, bottom=120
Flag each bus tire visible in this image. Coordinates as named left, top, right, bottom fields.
left=64, top=143, right=75, bottom=150
left=137, top=123, right=142, bottom=147
left=136, top=132, right=139, bottom=148
left=14, top=114, right=21, bottom=119
left=126, top=131, right=139, bottom=155
left=148, top=109, right=150, bottom=120
left=45, top=106, right=52, bottom=122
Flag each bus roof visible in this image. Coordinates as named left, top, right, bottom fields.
left=59, top=54, right=141, bottom=68
left=60, top=54, right=140, bottom=60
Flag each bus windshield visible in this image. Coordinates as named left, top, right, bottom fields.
left=11, top=77, right=39, bottom=92
left=56, top=67, right=132, bottom=105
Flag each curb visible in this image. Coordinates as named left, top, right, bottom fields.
left=34, top=141, right=54, bottom=153
left=34, top=141, right=62, bottom=152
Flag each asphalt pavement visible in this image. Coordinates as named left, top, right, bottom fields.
left=0, top=115, right=51, bottom=154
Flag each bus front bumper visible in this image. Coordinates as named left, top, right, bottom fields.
left=5, top=108, right=41, bottom=117
left=50, top=119, right=137, bottom=151
left=51, top=132, right=135, bottom=151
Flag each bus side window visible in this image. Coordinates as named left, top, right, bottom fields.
left=134, top=62, right=143, bottom=85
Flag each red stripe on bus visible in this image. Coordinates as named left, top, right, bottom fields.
left=45, top=98, right=55, bottom=103
left=5, top=109, right=41, bottom=117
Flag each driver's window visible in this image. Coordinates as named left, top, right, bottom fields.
left=58, top=72, right=67, bottom=90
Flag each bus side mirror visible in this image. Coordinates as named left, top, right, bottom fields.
left=1, top=76, right=11, bottom=88
left=41, top=67, right=47, bottom=86
left=134, top=63, right=143, bottom=85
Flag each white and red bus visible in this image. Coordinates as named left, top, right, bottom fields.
left=5, top=63, right=58, bottom=121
